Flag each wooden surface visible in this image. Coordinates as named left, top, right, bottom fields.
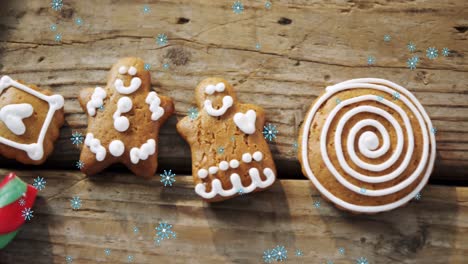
left=0, top=169, right=467, bottom=263
left=0, top=0, right=467, bottom=181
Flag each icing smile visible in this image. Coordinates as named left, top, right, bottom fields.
left=204, top=96, right=233, bottom=116
left=114, top=66, right=142, bottom=94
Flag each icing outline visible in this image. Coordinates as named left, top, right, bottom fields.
left=0, top=76, right=64, bottom=160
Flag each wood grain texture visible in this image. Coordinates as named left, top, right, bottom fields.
left=0, top=0, right=467, bottom=180
left=0, top=169, right=467, bottom=263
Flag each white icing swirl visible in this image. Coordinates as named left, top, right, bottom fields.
left=84, top=133, right=106, bottom=161
left=130, top=139, right=156, bottom=164
left=87, top=87, right=106, bottom=116
left=300, top=78, right=436, bottom=213
left=145, top=92, right=165, bottom=121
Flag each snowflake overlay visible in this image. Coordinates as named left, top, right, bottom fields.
left=33, top=176, right=46, bottom=191
left=144, top=63, right=151, bottom=71
left=263, top=123, right=278, bottom=142
left=407, top=56, right=419, bottom=70
left=76, top=160, right=85, bottom=169
left=75, top=17, right=83, bottom=26
left=22, top=208, right=34, bottom=221
left=263, top=249, right=275, bottom=263
left=143, top=5, right=151, bottom=14
left=188, top=107, right=199, bottom=120
left=19, top=198, right=26, bottom=206
left=414, top=192, right=422, bottom=200
left=127, top=255, right=134, bottom=263
left=255, top=43, right=261, bottom=50
left=407, top=42, right=416, bottom=52
left=431, top=127, right=437, bottom=134
left=295, top=249, right=304, bottom=257
left=232, top=1, right=244, bottom=14
left=50, top=24, right=57, bottom=31
left=442, top=47, right=450, bottom=57
left=338, top=247, right=345, bottom=255
left=163, top=63, right=170, bottom=69
left=65, top=256, right=73, bottom=263
left=383, top=34, right=391, bottom=42
left=54, top=33, right=62, bottom=42
left=70, top=196, right=82, bottom=210
left=367, top=56, right=375, bottom=65
left=156, top=33, right=168, bottom=46
left=313, top=200, right=321, bottom=208
left=50, top=0, right=63, bottom=11
left=265, top=1, right=272, bottom=9
left=426, top=47, right=438, bottom=59
left=160, top=170, right=176, bottom=187
left=71, top=131, right=84, bottom=145
left=217, top=147, right=225, bottom=154
left=155, top=221, right=177, bottom=245
left=356, top=257, right=369, bottom=264
left=104, top=248, right=111, bottom=256
left=392, top=92, right=400, bottom=100
left=133, top=226, right=139, bottom=234
left=272, top=245, right=288, bottom=261
left=360, top=187, right=367, bottom=194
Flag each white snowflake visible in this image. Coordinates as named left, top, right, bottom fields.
left=232, top=1, right=244, bottom=14
left=272, top=245, right=288, bottom=261
left=407, top=42, right=416, bottom=52
left=50, top=0, right=63, bottom=11
left=442, top=47, right=450, bottom=57
left=33, top=176, right=46, bottom=191
left=156, top=33, right=168, bottom=46
left=160, top=170, right=176, bottom=187
left=22, top=208, right=34, bottom=221
left=426, top=47, right=438, bottom=59
left=155, top=221, right=177, bottom=245
left=263, top=123, right=278, bottom=141
left=70, top=196, right=82, bottom=210
left=104, top=248, right=111, bottom=256
left=188, top=107, right=199, bottom=120
left=19, top=198, right=26, bottom=206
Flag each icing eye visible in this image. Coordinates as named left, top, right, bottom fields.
left=205, top=85, right=215, bottom=95
left=118, top=66, right=128, bottom=74
left=215, top=82, right=225, bottom=92
left=128, top=66, right=137, bottom=76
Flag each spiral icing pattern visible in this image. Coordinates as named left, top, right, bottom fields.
left=299, top=78, right=436, bottom=213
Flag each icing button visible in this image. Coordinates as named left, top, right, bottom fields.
left=252, top=151, right=263, bottom=161
left=229, top=159, right=240, bottom=169
left=219, top=161, right=229, bottom=171
left=198, top=169, right=208, bottom=179
left=242, top=153, right=252, bottom=163
left=208, top=166, right=218, bottom=174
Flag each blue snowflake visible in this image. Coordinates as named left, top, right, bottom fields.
left=144, top=63, right=151, bottom=71
left=356, top=257, right=369, bottom=264
left=383, top=34, right=391, bottom=42
left=71, top=131, right=84, bottom=145
left=295, top=249, right=304, bottom=257
left=54, top=33, right=62, bottom=42
left=33, top=176, right=46, bottom=191
left=65, top=256, right=73, bottom=263
left=426, top=47, right=438, bottom=59
left=327, top=261, right=334, bottom=264
left=263, top=249, right=275, bottom=263
left=75, top=17, right=83, bottom=26
left=431, top=127, right=437, bottom=134
left=217, top=147, right=225, bottom=154
left=104, top=248, right=111, bottom=256
left=70, top=196, right=82, bottom=210
left=156, top=33, right=168, bottom=46
left=292, top=141, right=298, bottom=153
left=407, top=42, right=416, bottom=52
left=22, top=208, right=33, bottom=221
left=98, top=104, right=105, bottom=111
left=50, top=24, right=57, bottom=31
left=442, top=47, right=450, bottom=57
left=335, top=98, right=341, bottom=104
left=367, top=56, right=375, bottom=65
left=392, top=92, right=400, bottom=100
left=160, top=170, right=176, bottom=187
left=272, top=245, right=288, bottom=261
left=19, top=198, right=26, bottom=206
left=313, top=200, right=321, bottom=208
left=133, top=226, right=139, bottom=234
left=376, top=95, right=384, bottom=101
left=232, top=1, right=244, bottom=14
left=414, top=192, right=422, bottom=200
left=76, top=160, right=85, bottom=169
left=263, top=123, right=278, bottom=141
left=163, top=62, right=170, bottom=69
left=155, top=221, right=177, bottom=242
left=360, top=187, right=367, bottom=194
left=127, top=255, right=134, bottom=263
left=265, top=1, right=272, bottom=9
left=255, top=43, right=261, bottom=50
left=188, top=107, right=199, bottom=120
left=338, top=247, right=345, bottom=255
left=143, top=5, right=151, bottom=14
left=50, top=0, right=63, bottom=11
left=407, top=56, right=419, bottom=70
left=237, top=188, right=245, bottom=195
left=230, top=135, right=236, bottom=142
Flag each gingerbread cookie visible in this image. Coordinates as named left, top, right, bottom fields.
left=0, top=173, right=38, bottom=249
left=0, top=76, right=64, bottom=164
left=78, top=57, right=174, bottom=178
left=177, top=78, right=277, bottom=202
left=298, top=78, right=436, bottom=213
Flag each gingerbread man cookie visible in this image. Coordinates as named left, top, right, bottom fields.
left=0, top=76, right=64, bottom=164
left=78, top=57, right=174, bottom=178
left=177, top=78, right=277, bottom=202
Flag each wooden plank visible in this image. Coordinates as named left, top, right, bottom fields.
left=0, top=169, right=467, bottom=263
left=0, top=0, right=467, bottom=181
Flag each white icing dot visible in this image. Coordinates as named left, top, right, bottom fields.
left=109, top=140, right=125, bottom=157
left=209, top=166, right=218, bottom=174
left=118, top=66, right=127, bottom=74
left=219, top=161, right=229, bottom=171
left=197, top=169, right=208, bottom=179
left=205, top=85, right=215, bottom=95
left=114, top=116, right=130, bottom=132
left=118, top=97, right=133, bottom=112
left=215, top=82, right=225, bottom=92
left=128, top=66, right=137, bottom=76
left=253, top=151, right=263, bottom=161
left=229, top=159, right=239, bottom=168
left=242, top=153, right=252, bottom=163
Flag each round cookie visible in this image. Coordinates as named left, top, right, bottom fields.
left=298, top=78, right=436, bottom=213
